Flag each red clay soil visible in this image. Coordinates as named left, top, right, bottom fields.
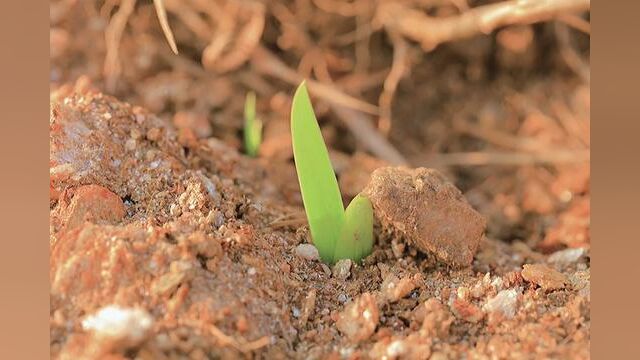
left=50, top=87, right=589, bottom=359
left=50, top=1, right=590, bottom=358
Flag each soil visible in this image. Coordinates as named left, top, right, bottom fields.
left=50, top=1, right=590, bottom=359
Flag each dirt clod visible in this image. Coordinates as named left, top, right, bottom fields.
left=62, top=185, right=126, bottom=230
left=522, top=264, right=567, bottom=290
left=421, top=299, right=454, bottom=339
left=450, top=298, right=485, bottom=323
left=336, top=292, right=379, bottom=343
left=363, top=167, right=486, bottom=267
left=381, top=273, right=421, bottom=302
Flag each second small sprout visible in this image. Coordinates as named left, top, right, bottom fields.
left=244, top=91, right=263, bottom=157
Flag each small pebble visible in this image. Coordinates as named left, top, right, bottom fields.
left=548, top=248, right=586, bottom=268
left=336, top=292, right=379, bottom=343
left=391, top=239, right=406, bottom=258
left=450, top=298, right=484, bottom=323
left=381, top=273, right=420, bottom=302
left=146, top=127, right=161, bottom=141
left=300, top=289, right=316, bottom=325
left=292, top=307, right=301, bottom=318
left=321, top=263, right=332, bottom=276
left=483, top=288, right=519, bottom=319
left=294, top=244, right=320, bottom=261
left=130, top=128, right=142, bottom=140
left=125, top=138, right=136, bottom=151
left=338, top=294, right=348, bottom=303
left=82, top=306, right=152, bottom=347
left=333, top=259, right=352, bottom=280
left=522, top=264, right=567, bottom=290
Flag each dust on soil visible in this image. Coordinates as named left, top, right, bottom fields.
left=50, top=1, right=590, bottom=359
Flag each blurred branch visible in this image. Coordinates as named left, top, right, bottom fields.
left=557, top=13, right=590, bottom=34
left=104, top=0, right=136, bottom=92
left=331, top=106, right=409, bottom=166
left=418, top=150, right=590, bottom=167
left=555, top=21, right=590, bottom=83
left=375, top=0, right=590, bottom=51
left=378, top=31, right=409, bottom=136
left=153, top=0, right=179, bottom=54
left=251, top=46, right=379, bottom=115
left=251, top=46, right=409, bottom=165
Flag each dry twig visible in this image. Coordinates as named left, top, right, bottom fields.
left=555, top=21, right=590, bottom=83
left=378, top=31, right=409, bottom=136
left=153, top=0, right=179, bottom=54
left=419, top=150, right=589, bottom=167
left=453, top=117, right=552, bottom=153
left=104, top=0, right=136, bottom=92
left=184, top=319, right=271, bottom=354
left=331, top=105, right=409, bottom=165
left=251, top=46, right=378, bottom=115
left=375, top=0, right=590, bottom=51
left=251, top=46, right=409, bottom=165
left=557, top=13, right=591, bottom=34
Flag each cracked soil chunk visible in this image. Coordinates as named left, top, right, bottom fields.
left=522, top=264, right=567, bottom=290
left=363, top=167, right=487, bottom=267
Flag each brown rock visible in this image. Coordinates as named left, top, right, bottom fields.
left=522, top=264, right=567, bottom=290
left=363, top=167, right=486, bottom=267
left=64, top=185, right=126, bottom=230
left=336, top=292, right=379, bottom=343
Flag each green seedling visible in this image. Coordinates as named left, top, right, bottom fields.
left=244, top=91, right=263, bottom=157
left=291, top=81, right=373, bottom=264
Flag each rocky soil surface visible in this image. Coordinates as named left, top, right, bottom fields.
left=50, top=87, right=590, bottom=359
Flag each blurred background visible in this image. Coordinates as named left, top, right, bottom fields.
left=50, top=0, right=590, bottom=254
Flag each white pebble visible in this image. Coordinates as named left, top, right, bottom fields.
left=548, top=248, right=585, bottom=267
left=292, top=307, right=301, bottom=318
left=483, top=289, right=519, bottom=319
left=82, top=306, right=152, bottom=345
left=295, top=244, right=320, bottom=261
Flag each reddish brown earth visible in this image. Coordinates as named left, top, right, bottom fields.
left=50, top=1, right=590, bottom=359
left=50, top=88, right=590, bottom=359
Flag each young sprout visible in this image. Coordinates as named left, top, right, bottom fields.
left=291, top=81, right=374, bottom=264
left=244, top=91, right=263, bottom=157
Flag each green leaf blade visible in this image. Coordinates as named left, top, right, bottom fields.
left=291, top=82, right=345, bottom=263
left=244, top=91, right=262, bottom=157
left=334, top=194, right=374, bottom=263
